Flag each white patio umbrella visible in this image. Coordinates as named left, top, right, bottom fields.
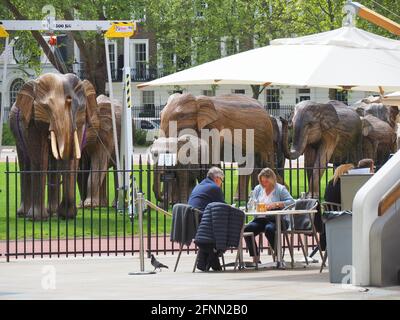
left=138, top=26, right=400, bottom=93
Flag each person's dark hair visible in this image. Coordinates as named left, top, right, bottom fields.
left=358, top=158, right=374, bottom=169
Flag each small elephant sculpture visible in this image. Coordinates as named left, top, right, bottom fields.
left=150, top=134, right=209, bottom=205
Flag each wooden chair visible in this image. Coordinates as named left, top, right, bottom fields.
left=319, top=202, right=341, bottom=273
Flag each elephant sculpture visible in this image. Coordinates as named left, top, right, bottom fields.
left=282, top=100, right=363, bottom=196
left=361, top=114, right=397, bottom=165
left=77, top=94, right=122, bottom=208
left=159, top=93, right=276, bottom=201
left=351, top=98, right=398, bottom=165
left=9, top=73, right=97, bottom=220
left=150, top=134, right=209, bottom=205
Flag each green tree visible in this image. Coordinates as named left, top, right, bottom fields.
left=2, top=0, right=146, bottom=94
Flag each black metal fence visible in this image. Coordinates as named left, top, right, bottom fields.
left=2, top=153, right=342, bottom=261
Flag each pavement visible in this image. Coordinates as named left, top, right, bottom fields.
left=0, top=252, right=399, bottom=300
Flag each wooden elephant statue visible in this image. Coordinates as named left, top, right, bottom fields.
left=9, top=73, right=97, bottom=220
left=361, top=114, right=397, bottom=166
left=160, top=93, right=276, bottom=202
left=77, top=94, right=123, bottom=208
left=282, top=100, right=363, bottom=197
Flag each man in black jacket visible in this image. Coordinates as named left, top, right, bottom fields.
left=189, top=167, right=225, bottom=271
left=188, top=167, right=225, bottom=211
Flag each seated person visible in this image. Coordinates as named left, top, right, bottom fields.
left=244, top=168, right=295, bottom=263
left=189, top=167, right=225, bottom=271
left=188, top=167, right=225, bottom=212
left=357, top=158, right=375, bottom=173
left=325, top=163, right=354, bottom=205
left=307, top=163, right=354, bottom=262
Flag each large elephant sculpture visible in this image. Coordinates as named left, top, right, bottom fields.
left=160, top=93, right=276, bottom=201
left=77, top=94, right=122, bottom=208
left=150, top=134, right=208, bottom=205
left=282, top=100, right=363, bottom=196
left=9, top=73, right=97, bottom=220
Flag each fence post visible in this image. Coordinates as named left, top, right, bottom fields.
left=6, top=157, right=10, bottom=262
left=128, top=192, right=155, bottom=275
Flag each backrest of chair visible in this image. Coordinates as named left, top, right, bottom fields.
left=322, top=202, right=341, bottom=212
left=292, top=199, right=319, bottom=231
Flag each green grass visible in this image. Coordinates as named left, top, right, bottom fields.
left=0, top=162, right=334, bottom=240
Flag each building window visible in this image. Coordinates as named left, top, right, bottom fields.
left=266, top=89, right=280, bottom=109
left=335, top=90, right=348, bottom=104
left=232, top=89, right=245, bottom=95
left=297, top=88, right=311, bottom=103
left=135, top=43, right=147, bottom=80
left=9, top=78, right=24, bottom=107
left=131, top=40, right=149, bottom=81
left=202, top=90, right=213, bottom=96
left=142, top=91, right=155, bottom=111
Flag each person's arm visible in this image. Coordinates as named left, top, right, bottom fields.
left=278, top=185, right=295, bottom=208
left=212, top=185, right=225, bottom=204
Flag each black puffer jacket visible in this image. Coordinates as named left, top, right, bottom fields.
left=194, top=202, right=245, bottom=251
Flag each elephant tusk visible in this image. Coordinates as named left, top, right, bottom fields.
left=74, top=130, right=81, bottom=160
left=50, top=131, right=60, bottom=160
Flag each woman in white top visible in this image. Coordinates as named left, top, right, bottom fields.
left=244, top=168, right=295, bottom=262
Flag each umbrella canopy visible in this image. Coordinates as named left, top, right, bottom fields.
left=138, top=26, right=400, bottom=93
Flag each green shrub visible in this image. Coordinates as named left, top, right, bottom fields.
left=134, top=128, right=152, bottom=147
left=2, top=123, right=15, bottom=146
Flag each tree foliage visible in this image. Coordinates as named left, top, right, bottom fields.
left=2, top=0, right=400, bottom=96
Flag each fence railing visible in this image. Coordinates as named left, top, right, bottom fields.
left=1, top=153, right=349, bottom=261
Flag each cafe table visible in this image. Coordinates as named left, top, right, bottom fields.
left=240, top=209, right=318, bottom=269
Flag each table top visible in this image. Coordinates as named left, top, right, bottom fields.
left=244, top=209, right=317, bottom=216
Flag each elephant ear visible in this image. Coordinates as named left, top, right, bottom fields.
left=196, top=96, right=219, bottom=130
left=361, top=117, right=373, bottom=136
left=320, top=103, right=339, bottom=131
left=15, top=80, right=36, bottom=128
left=81, top=80, right=99, bottom=128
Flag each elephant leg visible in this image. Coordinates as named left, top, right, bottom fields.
left=47, top=156, right=60, bottom=217
left=111, top=166, right=118, bottom=208
left=27, top=133, right=49, bottom=221
left=77, top=153, right=90, bottom=208
left=310, top=141, right=336, bottom=198
left=57, top=159, right=78, bottom=220
left=304, top=147, right=317, bottom=197
left=84, top=153, right=108, bottom=208
left=16, top=145, right=31, bottom=217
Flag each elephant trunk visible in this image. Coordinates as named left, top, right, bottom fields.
left=281, top=117, right=307, bottom=160
left=49, top=98, right=82, bottom=161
